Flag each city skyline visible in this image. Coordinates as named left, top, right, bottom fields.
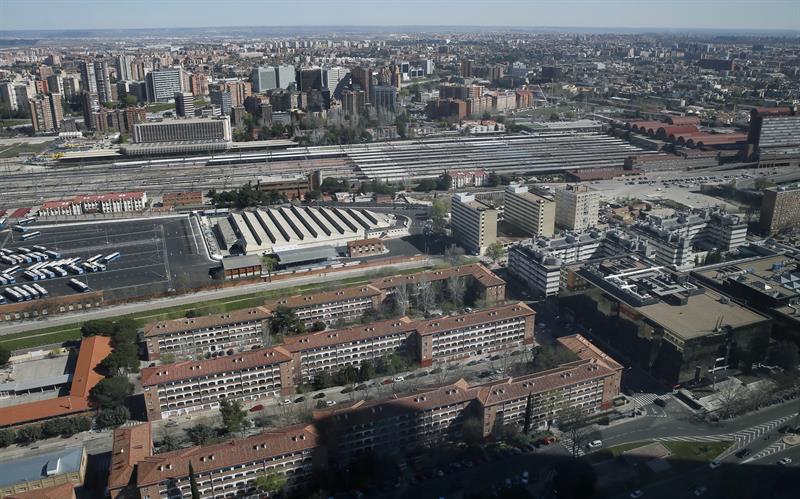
left=2, top=0, right=800, bottom=32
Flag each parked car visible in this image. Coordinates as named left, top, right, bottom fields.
left=393, top=376, right=405, bottom=382
left=693, top=485, right=708, bottom=496
left=313, top=392, right=326, bottom=399
left=326, top=400, right=337, bottom=407
left=735, top=448, right=751, bottom=459
left=708, top=459, right=722, bottom=469
left=249, top=404, right=264, bottom=412
left=587, top=440, right=603, bottom=449
left=629, top=490, right=643, bottom=498
left=654, top=398, right=667, bottom=407
left=777, top=457, right=792, bottom=466
left=294, top=396, right=306, bottom=403
left=382, top=379, right=394, bottom=385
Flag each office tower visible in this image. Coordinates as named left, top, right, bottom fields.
left=451, top=193, right=498, bottom=256
left=81, top=91, right=100, bottom=129
left=555, top=184, right=599, bottom=231
left=210, top=89, right=232, bottom=115
left=297, top=68, right=324, bottom=92
left=275, top=65, right=296, bottom=89
left=28, top=93, right=63, bottom=132
left=541, top=66, right=563, bottom=81
left=324, top=66, right=348, bottom=95
left=92, top=60, right=112, bottom=103
left=132, top=116, right=232, bottom=143
left=189, top=73, right=209, bottom=96
left=504, top=185, right=555, bottom=237
left=341, top=89, right=366, bottom=116
left=251, top=66, right=277, bottom=92
left=45, top=74, right=62, bottom=95
left=174, top=91, right=194, bottom=117
left=79, top=60, right=97, bottom=94
left=0, top=81, right=17, bottom=111
left=231, top=105, right=245, bottom=127
left=115, top=54, right=135, bottom=81
left=146, top=68, right=183, bottom=102
left=372, top=85, right=397, bottom=113
left=423, top=59, right=435, bottom=75
left=350, top=66, right=372, bottom=103
left=460, top=59, right=473, bottom=78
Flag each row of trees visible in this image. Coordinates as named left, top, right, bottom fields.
left=307, top=352, right=416, bottom=391
left=414, top=173, right=453, bottom=192
left=208, top=182, right=287, bottom=208
left=0, top=415, right=92, bottom=447
left=82, top=317, right=141, bottom=375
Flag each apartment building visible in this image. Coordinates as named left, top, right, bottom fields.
left=760, top=184, right=800, bottom=235
left=142, top=307, right=272, bottom=361
left=451, top=193, right=499, bottom=256
left=555, top=184, right=599, bottom=231
left=417, top=302, right=535, bottom=366
left=371, top=263, right=507, bottom=305
left=141, top=347, right=293, bottom=420
left=132, top=116, right=232, bottom=143
left=114, top=423, right=321, bottom=499
left=283, top=317, right=417, bottom=383
left=316, top=334, right=620, bottom=465
left=266, top=285, right=383, bottom=328
left=503, top=184, right=555, bottom=237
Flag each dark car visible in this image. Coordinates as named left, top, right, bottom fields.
left=313, top=392, right=326, bottom=399
left=654, top=398, right=667, bottom=407
left=294, top=396, right=306, bottom=403
left=249, top=404, right=263, bottom=412
left=735, top=448, right=751, bottom=459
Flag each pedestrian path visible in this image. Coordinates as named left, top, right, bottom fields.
left=743, top=441, right=788, bottom=463
left=655, top=412, right=796, bottom=458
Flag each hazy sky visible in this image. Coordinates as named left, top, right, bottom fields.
left=1, top=0, right=799, bottom=31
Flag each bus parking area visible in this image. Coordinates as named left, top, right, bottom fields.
left=0, top=216, right=214, bottom=303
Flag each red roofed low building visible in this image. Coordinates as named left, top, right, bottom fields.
left=0, top=335, right=112, bottom=429
left=37, top=191, right=148, bottom=217
left=346, top=237, right=386, bottom=257
left=448, top=169, right=488, bottom=188
left=38, top=200, right=82, bottom=217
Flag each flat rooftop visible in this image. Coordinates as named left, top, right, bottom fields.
left=0, top=446, right=84, bottom=488
left=637, top=288, right=768, bottom=340
left=693, top=255, right=800, bottom=300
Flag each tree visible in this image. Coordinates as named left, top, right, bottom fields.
left=16, top=425, right=43, bottom=445
left=219, top=399, right=248, bottom=435
left=414, top=178, right=438, bottom=192
left=185, top=423, right=216, bottom=446
left=262, top=255, right=278, bottom=282
left=443, top=244, right=465, bottom=265
left=89, top=376, right=134, bottom=409
left=392, top=284, right=411, bottom=316
left=416, top=282, right=437, bottom=314
left=310, top=321, right=326, bottom=332
left=254, top=470, right=287, bottom=495
left=462, top=417, right=484, bottom=447
left=305, top=189, right=321, bottom=201
left=80, top=319, right=115, bottom=337
left=160, top=432, right=181, bottom=452
left=447, top=276, right=467, bottom=307
left=0, top=428, right=14, bottom=447
left=436, top=172, right=453, bottom=191
left=531, top=344, right=579, bottom=373
left=96, top=406, right=130, bottom=428
left=523, top=393, right=533, bottom=434
left=189, top=461, right=201, bottom=499
left=269, top=306, right=305, bottom=337
left=486, top=241, right=506, bottom=263
left=0, top=345, right=10, bottom=366
left=558, top=406, right=592, bottom=458
left=431, top=198, right=449, bottom=235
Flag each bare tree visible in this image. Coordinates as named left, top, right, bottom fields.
left=447, top=276, right=467, bottom=308
left=716, top=380, right=749, bottom=419
left=558, top=406, right=593, bottom=457
left=393, top=284, right=411, bottom=316
left=416, top=282, right=437, bottom=314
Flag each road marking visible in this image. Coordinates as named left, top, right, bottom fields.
left=743, top=441, right=788, bottom=463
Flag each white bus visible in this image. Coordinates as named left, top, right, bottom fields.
left=68, top=264, right=84, bottom=275
left=86, top=254, right=104, bottom=263
left=69, top=278, right=90, bottom=293
left=45, top=250, right=61, bottom=259
left=21, top=284, right=39, bottom=299
left=32, top=245, right=47, bottom=252
left=32, top=283, right=48, bottom=298
left=18, top=217, right=37, bottom=225
left=23, top=270, right=40, bottom=281
left=14, top=286, right=31, bottom=300
left=3, top=287, right=23, bottom=302
left=102, top=252, right=121, bottom=263
left=6, top=265, right=21, bottom=275
left=20, top=231, right=42, bottom=241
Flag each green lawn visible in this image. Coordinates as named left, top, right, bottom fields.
left=0, top=119, right=29, bottom=128
left=585, top=441, right=651, bottom=464
left=661, top=440, right=733, bottom=462
left=0, top=141, right=52, bottom=158
left=0, top=266, right=428, bottom=351
left=146, top=103, right=175, bottom=112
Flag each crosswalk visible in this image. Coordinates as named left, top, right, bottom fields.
left=559, top=436, right=586, bottom=456
left=630, top=393, right=671, bottom=407
left=744, top=441, right=788, bottom=463
left=655, top=413, right=797, bottom=458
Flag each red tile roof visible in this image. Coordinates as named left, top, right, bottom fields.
left=0, top=336, right=112, bottom=428
left=108, top=423, right=153, bottom=493
left=5, top=482, right=76, bottom=499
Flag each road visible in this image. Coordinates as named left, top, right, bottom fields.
left=0, top=257, right=438, bottom=336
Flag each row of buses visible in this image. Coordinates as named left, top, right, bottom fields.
left=1, top=243, right=121, bottom=301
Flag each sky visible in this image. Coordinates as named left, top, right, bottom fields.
left=1, top=0, right=799, bottom=32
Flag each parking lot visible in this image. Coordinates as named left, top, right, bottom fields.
left=0, top=216, right=215, bottom=302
